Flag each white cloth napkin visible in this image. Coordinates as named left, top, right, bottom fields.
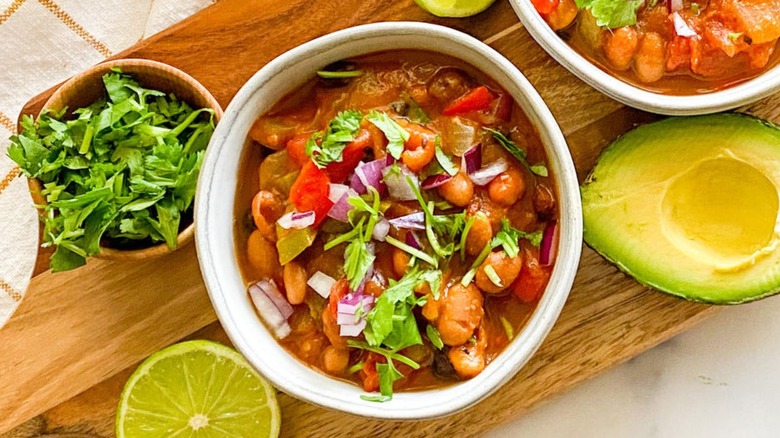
left=0, top=0, right=215, bottom=328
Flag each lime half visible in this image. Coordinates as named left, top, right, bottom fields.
left=413, top=0, right=497, bottom=17
left=116, top=340, right=280, bottom=438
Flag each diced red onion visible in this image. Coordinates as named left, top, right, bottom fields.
left=339, top=319, right=367, bottom=337
left=328, top=183, right=350, bottom=203
left=673, top=13, right=696, bottom=37
left=327, top=192, right=355, bottom=222
left=469, top=158, right=509, bottom=186
left=248, top=280, right=292, bottom=339
left=670, top=0, right=683, bottom=12
left=383, top=164, right=419, bottom=201
left=461, top=144, right=482, bottom=174
left=372, top=216, right=390, bottom=241
left=276, top=211, right=315, bottom=229
left=540, top=220, right=558, bottom=267
left=406, top=230, right=423, bottom=250
left=387, top=211, right=426, bottom=230
left=307, top=271, right=337, bottom=298
left=337, top=293, right=375, bottom=314
left=350, top=158, right=387, bottom=195
left=421, top=174, right=453, bottom=190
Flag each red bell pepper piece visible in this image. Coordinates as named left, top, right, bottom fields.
left=510, top=243, right=552, bottom=303
left=288, top=161, right=333, bottom=227
left=285, top=132, right=312, bottom=167
left=442, top=86, right=495, bottom=116
left=323, top=129, right=371, bottom=183
left=530, top=0, right=560, bottom=15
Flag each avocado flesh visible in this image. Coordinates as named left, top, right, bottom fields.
left=582, top=114, right=780, bottom=304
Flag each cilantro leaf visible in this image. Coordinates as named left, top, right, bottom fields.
left=484, top=128, right=548, bottom=177
left=366, top=110, right=410, bottom=160
left=306, top=110, right=363, bottom=168
left=434, top=137, right=458, bottom=176
left=426, top=324, right=444, bottom=349
left=575, top=0, right=644, bottom=29
left=377, top=361, right=404, bottom=398
left=491, top=218, right=543, bottom=257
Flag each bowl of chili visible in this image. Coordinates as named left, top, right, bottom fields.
left=195, top=22, right=582, bottom=419
left=512, top=0, right=780, bottom=115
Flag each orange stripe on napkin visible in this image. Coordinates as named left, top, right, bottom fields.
left=0, top=167, right=22, bottom=196
left=0, top=111, right=15, bottom=133
left=37, top=0, right=112, bottom=58
left=0, top=0, right=26, bottom=26
left=0, top=278, right=22, bottom=302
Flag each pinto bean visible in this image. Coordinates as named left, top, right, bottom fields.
left=533, top=183, right=556, bottom=219
left=437, top=172, right=474, bottom=207
left=322, top=345, right=350, bottom=375
left=465, top=212, right=492, bottom=257
left=634, top=32, right=666, bottom=83
left=488, top=168, right=525, bottom=206
left=448, top=323, right=488, bottom=379
left=475, top=250, right=523, bottom=294
left=246, top=230, right=281, bottom=278
left=251, top=190, right=283, bottom=242
left=428, top=69, right=472, bottom=102
left=604, top=27, right=640, bottom=71
left=435, top=283, right=484, bottom=346
left=283, top=261, right=308, bottom=305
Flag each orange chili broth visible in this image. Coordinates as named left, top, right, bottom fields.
left=234, top=50, right=556, bottom=391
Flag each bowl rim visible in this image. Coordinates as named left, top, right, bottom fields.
left=195, top=21, right=583, bottom=419
left=508, top=0, right=780, bottom=116
left=34, top=58, right=223, bottom=261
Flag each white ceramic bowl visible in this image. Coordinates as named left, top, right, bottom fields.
left=195, top=21, right=582, bottom=419
left=509, top=0, right=780, bottom=116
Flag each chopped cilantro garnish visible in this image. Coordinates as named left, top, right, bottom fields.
left=500, top=316, right=514, bottom=341
left=574, top=0, right=644, bottom=29
left=305, top=109, right=363, bottom=168
left=366, top=110, right=409, bottom=160
left=9, top=70, right=214, bottom=271
left=728, top=32, right=743, bottom=43
left=403, top=92, right=430, bottom=124
left=485, top=128, right=548, bottom=177
left=316, top=70, right=363, bottom=79
left=492, top=218, right=543, bottom=257
left=385, top=235, right=438, bottom=267
left=434, top=137, right=459, bottom=176
left=484, top=265, right=504, bottom=288
left=690, top=2, right=700, bottom=15
left=461, top=242, right=493, bottom=286
left=426, top=324, right=444, bottom=349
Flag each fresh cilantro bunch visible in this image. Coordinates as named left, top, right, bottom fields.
left=574, top=0, right=645, bottom=29
left=8, top=70, right=215, bottom=271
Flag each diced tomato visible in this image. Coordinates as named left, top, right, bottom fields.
left=286, top=132, right=313, bottom=167
left=323, top=129, right=371, bottom=183
left=530, top=0, right=560, bottom=15
left=728, top=0, right=780, bottom=44
left=289, top=161, right=333, bottom=227
left=441, top=86, right=495, bottom=116
left=510, top=243, right=552, bottom=303
left=360, top=352, right=384, bottom=392
left=328, top=278, right=350, bottom=317
left=666, top=36, right=692, bottom=72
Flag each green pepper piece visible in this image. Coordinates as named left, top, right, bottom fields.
left=276, top=227, right=317, bottom=265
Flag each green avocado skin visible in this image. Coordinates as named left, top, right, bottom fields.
left=581, top=113, right=780, bottom=305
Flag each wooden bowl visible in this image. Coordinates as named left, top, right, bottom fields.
left=29, top=58, right=223, bottom=261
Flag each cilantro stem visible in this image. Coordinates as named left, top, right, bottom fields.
left=459, top=214, right=476, bottom=260
left=79, top=122, right=94, bottom=155
left=317, top=70, right=363, bottom=79
left=169, top=108, right=211, bottom=138
left=385, top=235, right=437, bottom=267
left=347, top=361, right=364, bottom=374
left=461, top=242, right=493, bottom=286
left=347, top=340, right=421, bottom=370
left=324, top=219, right=363, bottom=250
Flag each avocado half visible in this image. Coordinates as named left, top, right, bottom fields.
left=581, top=113, right=780, bottom=304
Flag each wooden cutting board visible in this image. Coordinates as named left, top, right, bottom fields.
left=3, top=0, right=778, bottom=436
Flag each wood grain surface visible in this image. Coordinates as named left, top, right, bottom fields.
left=3, top=0, right=778, bottom=436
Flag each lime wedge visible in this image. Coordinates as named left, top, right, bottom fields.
left=116, top=340, right=280, bottom=438
left=413, top=0, right=497, bottom=17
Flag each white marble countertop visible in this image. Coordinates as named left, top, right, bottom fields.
left=487, top=294, right=780, bottom=438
